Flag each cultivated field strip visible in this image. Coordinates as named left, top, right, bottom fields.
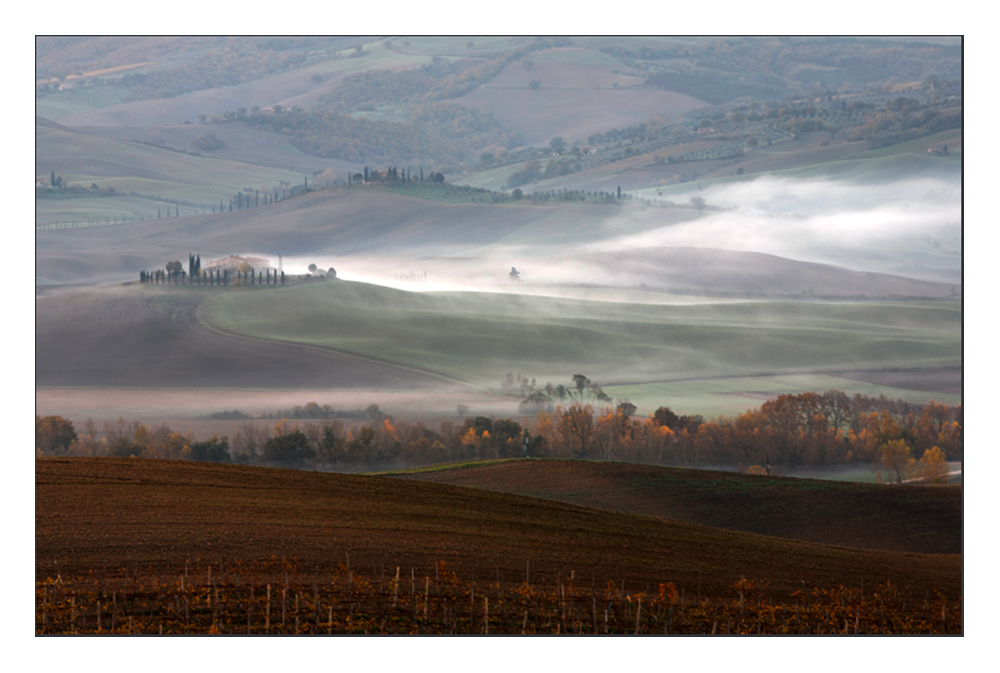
left=37, top=559, right=960, bottom=635
left=37, top=459, right=961, bottom=611
left=393, top=460, right=962, bottom=554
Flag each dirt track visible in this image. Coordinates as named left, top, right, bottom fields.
left=35, top=284, right=450, bottom=390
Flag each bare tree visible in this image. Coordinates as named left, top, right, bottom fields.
left=103, top=417, right=140, bottom=446
left=235, top=422, right=270, bottom=461
left=559, top=403, right=595, bottom=459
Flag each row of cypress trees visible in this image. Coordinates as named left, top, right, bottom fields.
left=139, top=253, right=285, bottom=285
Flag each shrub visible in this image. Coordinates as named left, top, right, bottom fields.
left=189, top=436, right=232, bottom=463
left=263, top=431, right=315, bottom=468
left=193, top=133, right=226, bottom=151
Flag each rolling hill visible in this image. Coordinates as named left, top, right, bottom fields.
left=36, top=185, right=962, bottom=293
left=36, top=458, right=961, bottom=604
left=34, top=283, right=452, bottom=390
left=391, top=459, right=962, bottom=554
left=200, top=279, right=960, bottom=389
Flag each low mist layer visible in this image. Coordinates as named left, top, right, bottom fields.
left=621, top=172, right=961, bottom=283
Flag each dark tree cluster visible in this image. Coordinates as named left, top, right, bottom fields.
left=140, top=255, right=285, bottom=287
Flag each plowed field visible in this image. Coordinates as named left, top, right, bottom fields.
left=36, top=458, right=961, bottom=604
left=394, top=460, right=962, bottom=554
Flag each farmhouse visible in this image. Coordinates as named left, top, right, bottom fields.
left=203, top=255, right=273, bottom=273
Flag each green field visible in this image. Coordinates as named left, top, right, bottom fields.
left=602, top=374, right=961, bottom=418
left=199, top=280, right=960, bottom=396
left=36, top=123, right=306, bottom=222
left=36, top=86, right=131, bottom=118
left=35, top=194, right=198, bottom=228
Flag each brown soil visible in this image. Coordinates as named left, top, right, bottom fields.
left=36, top=458, right=961, bottom=603
left=398, top=460, right=963, bottom=555
left=35, top=284, right=450, bottom=390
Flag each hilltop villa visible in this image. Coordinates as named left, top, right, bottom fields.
left=203, top=255, right=273, bottom=273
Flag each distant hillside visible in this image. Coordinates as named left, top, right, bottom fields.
left=35, top=119, right=306, bottom=210
left=395, top=460, right=962, bottom=554
left=453, top=46, right=708, bottom=145
left=36, top=188, right=961, bottom=295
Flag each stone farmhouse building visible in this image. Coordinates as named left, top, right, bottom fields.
left=203, top=255, right=273, bottom=273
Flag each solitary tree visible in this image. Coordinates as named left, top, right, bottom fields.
left=877, top=439, right=914, bottom=484
left=36, top=415, right=77, bottom=455
left=918, top=446, right=949, bottom=483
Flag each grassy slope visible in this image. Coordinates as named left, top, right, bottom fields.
left=35, top=190, right=613, bottom=284
left=390, top=460, right=962, bottom=555
left=79, top=121, right=355, bottom=175
left=599, top=374, right=960, bottom=419
left=36, top=123, right=305, bottom=220
left=483, top=128, right=961, bottom=198
left=36, top=458, right=961, bottom=602
left=35, top=284, right=451, bottom=390
left=641, top=129, right=963, bottom=202
left=200, top=280, right=960, bottom=389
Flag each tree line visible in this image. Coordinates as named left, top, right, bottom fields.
left=37, top=387, right=960, bottom=482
